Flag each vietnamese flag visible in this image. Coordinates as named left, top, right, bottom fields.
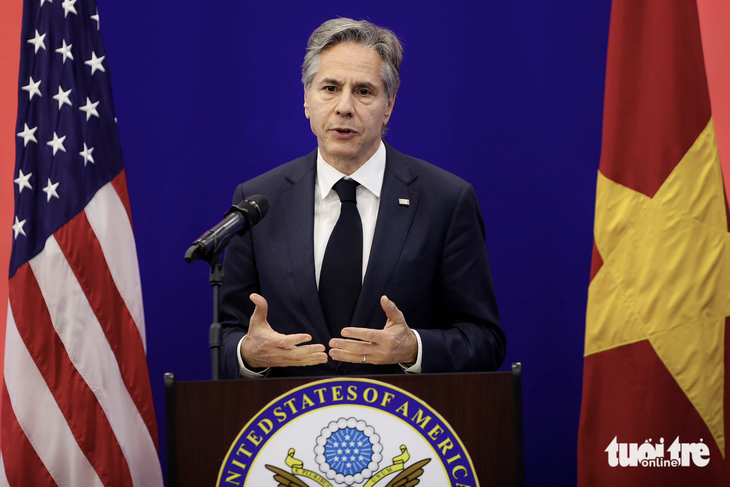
left=578, top=0, right=730, bottom=485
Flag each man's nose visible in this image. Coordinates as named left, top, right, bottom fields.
left=335, top=92, right=354, bottom=117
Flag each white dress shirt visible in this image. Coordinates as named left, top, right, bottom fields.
left=313, top=141, right=384, bottom=285
left=238, top=141, right=422, bottom=376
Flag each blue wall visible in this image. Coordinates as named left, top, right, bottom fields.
left=99, top=1, right=612, bottom=484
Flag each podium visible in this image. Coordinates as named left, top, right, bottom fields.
left=165, top=364, right=524, bottom=486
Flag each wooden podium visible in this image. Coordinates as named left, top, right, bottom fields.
left=165, top=363, right=524, bottom=486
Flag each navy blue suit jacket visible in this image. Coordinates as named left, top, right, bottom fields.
left=219, top=143, right=505, bottom=378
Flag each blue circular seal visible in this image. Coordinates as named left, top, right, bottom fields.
left=315, top=417, right=382, bottom=484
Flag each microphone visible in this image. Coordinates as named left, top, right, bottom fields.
left=185, top=195, right=269, bottom=263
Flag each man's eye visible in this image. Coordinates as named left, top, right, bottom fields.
left=324, top=86, right=337, bottom=92
left=358, top=89, right=371, bottom=96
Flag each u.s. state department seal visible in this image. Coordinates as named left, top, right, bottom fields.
left=216, top=378, right=478, bottom=486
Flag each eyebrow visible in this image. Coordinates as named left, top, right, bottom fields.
left=319, top=78, right=379, bottom=93
left=319, top=77, right=343, bottom=86
left=354, top=81, right=379, bottom=92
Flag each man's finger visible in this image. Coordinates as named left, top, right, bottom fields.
left=304, top=351, right=329, bottom=366
left=249, top=293, right=269, bottom=328
left=266, top=345, right=328, bottom=367
left=278, top=333, right=318, bottom=349
left=340, top=327, right=379, bottom=342
left=329, top=337, right=373, bottom=354
left=291, top=346, right=329, bottom=365
left=380, top=295, right=404, bottom=323
left=329, top=347, right=379, bottom=364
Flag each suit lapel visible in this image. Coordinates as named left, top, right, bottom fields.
left=351, top=147, right=420, bottom=329
left=280, top=153, right=330, bottom=344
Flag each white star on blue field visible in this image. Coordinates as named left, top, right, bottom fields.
left=324, top=428, right=373, bottom=475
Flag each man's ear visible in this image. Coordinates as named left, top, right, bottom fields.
left=304, top=89, right=310, bottom=120
left=383, top=93, right=397, bottom=125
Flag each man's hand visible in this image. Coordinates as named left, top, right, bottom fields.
left=240, top=293, right=328, bottom=369
left=328, top=296, right=418, bottom=365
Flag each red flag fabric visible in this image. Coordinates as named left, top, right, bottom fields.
left=1, top=0, right=162, bottom=485
left=0, top=0, right=23, bottom=456
left=578, top=0, right=730, bottom=485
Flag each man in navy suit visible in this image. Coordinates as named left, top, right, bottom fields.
left=219, top=18, right=505, bottom=378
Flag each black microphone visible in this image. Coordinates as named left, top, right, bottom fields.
left=185, top=195, right=269, bottom=263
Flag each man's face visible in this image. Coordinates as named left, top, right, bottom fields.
left=304, top=42, right=395, bottom=173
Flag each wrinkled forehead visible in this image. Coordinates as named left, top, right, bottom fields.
left=311, top=42, right=385, bottom=86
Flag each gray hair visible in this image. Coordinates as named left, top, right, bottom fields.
left=302, top=18, right=403, bottom=102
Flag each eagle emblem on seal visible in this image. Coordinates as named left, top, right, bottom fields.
left=265, top=417, right=431, bottom=487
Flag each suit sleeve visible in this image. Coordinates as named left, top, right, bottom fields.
left=218, top=184, right=260, bottom=378
left=416, top=183, right=506, bottom=373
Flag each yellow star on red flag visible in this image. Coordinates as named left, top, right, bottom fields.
left=586, top=118, right=727, bottom=458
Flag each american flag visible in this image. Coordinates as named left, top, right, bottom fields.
left=1, top=0, right=163, bottom=485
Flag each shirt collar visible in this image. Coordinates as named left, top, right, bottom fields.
left=316, top=140, right=386, bottom=200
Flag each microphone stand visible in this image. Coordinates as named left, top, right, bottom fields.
left=185, top=241, right=225, bottom=381
left=208, top=252, right=224, bottom=380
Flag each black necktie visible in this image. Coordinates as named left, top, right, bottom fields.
left=319, top=178, right=363, bottom=337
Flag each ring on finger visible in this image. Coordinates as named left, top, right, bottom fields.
left=362, top=354, right=367, bottom=363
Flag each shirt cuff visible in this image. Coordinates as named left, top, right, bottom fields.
left=400, top=329, right=423, bottom=374
left=237, top=335, right=269, bottom=378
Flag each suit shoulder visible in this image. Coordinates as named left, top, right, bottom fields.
left=387, top=144, right=473, bottom=195
left=231, top=150, right=316, bottom=202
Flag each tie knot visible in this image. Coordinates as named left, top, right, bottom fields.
left=333, top=178, right=359, bottom=203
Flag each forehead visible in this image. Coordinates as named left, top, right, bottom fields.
left=313, top=42, right=384, bottom=86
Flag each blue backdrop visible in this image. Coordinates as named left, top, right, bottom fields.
left=99, top=1, right=612, bottom=484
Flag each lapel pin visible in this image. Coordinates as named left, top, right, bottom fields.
left=398, top=199, right=410, bottom=206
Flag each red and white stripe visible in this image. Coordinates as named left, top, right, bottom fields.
left=1, top=173, right=163, bottom=486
